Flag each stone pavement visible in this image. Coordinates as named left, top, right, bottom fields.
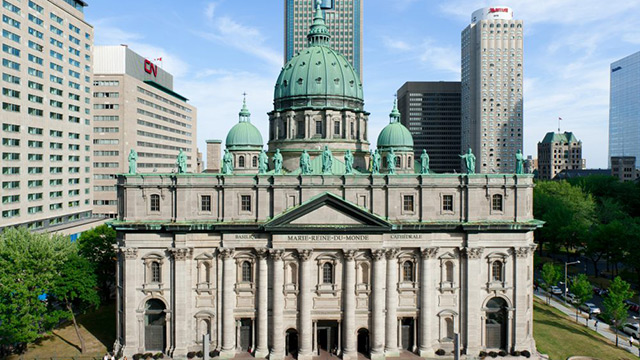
left=534, top=289, right=640, bottom=358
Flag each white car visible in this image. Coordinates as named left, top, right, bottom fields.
left=579, top=302, right=601, bottom=315
left=623, top=323, right=640, bottom=339
left=564, top=293, right=578, bottom=304
left=550, top=285, right=562, bottom=295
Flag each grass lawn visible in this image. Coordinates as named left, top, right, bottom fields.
left=534, top=298, right=635, bottom=360
left=8, top=302, right=116, bottom=360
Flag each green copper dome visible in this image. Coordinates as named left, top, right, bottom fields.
left=377, top=99, right=414, bottom=151
left=226, top=98, right=264, bottom=150
left=273, top=1, right=364, bottom=112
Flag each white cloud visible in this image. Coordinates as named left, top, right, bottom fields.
left=382, top=36, right=412, bottom=51
left=205, top=2, right=217, bottom=22
left=381, top=36, right=460, bottom=75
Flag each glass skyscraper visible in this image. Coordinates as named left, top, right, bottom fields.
left=609, top=51, right=640, bottom=165
left=285, top=0, right=362, bottom=80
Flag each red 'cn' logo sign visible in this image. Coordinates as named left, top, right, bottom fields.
left=144, top=59, right=157, bottom=77
left=489, top=7, right=509, bottom=13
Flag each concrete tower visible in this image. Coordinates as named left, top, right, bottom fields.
left=461, top=7, right=524, bottom=173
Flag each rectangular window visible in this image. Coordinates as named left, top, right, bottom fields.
left=3, top=14, right=21, bottom=29
left=442, top=195, right=454, bottom=212
left=28, top=127, right=42, bottom=135
left=2, top=209, right=19, bottom=218
left=2, top=123, right=19, bottom=132
left=49, top=25, right=63, bottom=36
left=50, top=13, right=63, bottom=24
left=2, top=102, right=19, bottom=112
left=2, top=44, right=20, bottom=57
left=2, top=72, right=20, bottom=84
left=28, top=153, right=42, bottom=161
left=50, top=49, right=63, bottom=60
left=2, top=29, right=20, bottom=43
left=50, top=179, right=62, bottom=187
left=2, top=166, right=19, bottom=175
left=28, top=180, right=42, bottom=188
left=316, top=121, right=323, bottom=135
left=241, top=195, right=252, bottom=212
left=28, top=140, right=42, bottom=148
left=403, top=195, right=414, bottom=212
left=2, top=58, right=20, bottom=71
left=50, top=75, right=63, bottom=84
left=2, top=88, right=19, bottom=98
left=28, top=27, right=43, bottom=39
left=28, top=108, right=43, bottom=116
left=28, top=94, right=42, bottom=103
left=28, top=1, right=43, bottom=13
left=2, top=180, right=19, bottom=189
left=2, top=1, right=20, bottom=14
left=2, top=152, right=19, bottom=160
left=28, top=67, right=43, bottom=78
left=28, top=14, right=42, bottom=27
left=201, top=195, right=211, bottom=212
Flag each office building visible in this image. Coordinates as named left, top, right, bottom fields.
left=285, top=0, right=362, bottom=79
left=609, top=51, right=640, bottom=164
left=461, top=7, right=524, bottom=173
left=1, top=0, right=98, bottom=235
left=92, top=45, right=197, bottom=218
left=397, top=82, right=461, bottom=173
left=611, top=156, right=639, bottom=182
left=537, top=131, right=584, bottom=180
left=114, top=8, right=540, bottom=359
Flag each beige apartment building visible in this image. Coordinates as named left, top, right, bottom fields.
left=461, top=7, right=524, bottom=173
left=1, top=0, right=97, bottom=236
left=92, top=45, right=197, bottom=218
left=537, top=131, right=585, bottom=180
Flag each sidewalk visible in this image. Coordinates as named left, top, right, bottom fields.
left=534, top=289, right=640, bottom=358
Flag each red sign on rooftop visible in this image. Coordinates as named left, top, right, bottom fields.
left=144, top=59, right=157, bottom=77
left=488, top=7, right=509, bottom=13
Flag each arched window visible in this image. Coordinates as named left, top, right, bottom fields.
left=150, top=194, right=160, bottom=212
left=403, top=261, right=414, bottom=282
left=151, top=261, right=161, bottom=283
left=408, top=156, right=412, bottom=167
left=445, top=318, right=454, bottom=340
left=334, top=121, right=340, bottom=135
left=395, top=157, right=401, bottom=168
left=492, top=194, right=503, bottom=211
left=242, top=261, right=252, bottom=282
left=252, top=156, right=258, bottom=168
left=359, top=263, right=370, bottom=284
left=238, top=155, right=245, bottom=168
left=322, top=262, right=333, bottom=284
left=492, top=261, right=503, bottom=282
left=288, top=263, right=298, bottom=284
left=445, top=261, right=454, bottom=283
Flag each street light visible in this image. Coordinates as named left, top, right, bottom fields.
left=564, top=260, right=580, bottom=305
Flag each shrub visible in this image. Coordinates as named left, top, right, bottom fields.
left=153, top=352, right=164, bottom=359
left=511, top=350, right=521, bottom=357
left=144, top=353, right=153, bottom=359
left=522, top=350, right=531, bottom=358
left=196, top=350, right=204, bottom=358
left=133, top=354, right=143, bottom=360
left=187, top=352, right=196, bottom=359
left=498, top=350, right=507, bottom=357
left=489, top=351, right=498, bottom=358
left=209, top=350, right=217, bottom=357
left=435, top=349, right=446, bottom=356
left=479, top=351, right=487, bottom=358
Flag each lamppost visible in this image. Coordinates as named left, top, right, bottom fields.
left=565, top=260, right=580, bottom=305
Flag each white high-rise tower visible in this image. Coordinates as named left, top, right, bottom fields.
left=461, top=7, right=524, bottom=173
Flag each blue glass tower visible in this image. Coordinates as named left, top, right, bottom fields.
left=609, top=51, right=640, bottom=164
left=285, top=0, right=362, bottom=80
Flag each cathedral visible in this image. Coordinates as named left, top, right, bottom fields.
left=113, top=4, right=541, bottom=359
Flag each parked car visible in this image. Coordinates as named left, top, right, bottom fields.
left=622, top=323, right=640, bottom=339
left=550, top=285, right=562, bottom=295
left=564, top=292, right=579, bottom=304
left=624, top=300, right=640, bottom=313
left=579, top=302, right=601, bottom=315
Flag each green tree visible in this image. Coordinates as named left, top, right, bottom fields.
left=541, top=262, right=561, bottom=304
left=77, top=224, right=117, bottom=300
left=0, top=228, right=73, bottom=352
left=602, top=276, right=634, bottom=346
left=569, top=273, right=593, bottom=323
left=50, top=253, right=100, bottom=353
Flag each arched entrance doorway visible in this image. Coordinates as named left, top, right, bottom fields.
left=286, top=328, right=299, bottom=357
left=485, top=297, right=508, bottom=350
left=357, top=328, right=370, bottom=356
left=144, top=299, right=166, bottom=352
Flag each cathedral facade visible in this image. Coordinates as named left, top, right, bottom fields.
left=113, top=4, right=541, bottom=359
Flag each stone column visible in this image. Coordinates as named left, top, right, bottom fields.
left=419, top=247, right=438, bottom=357
left=513, top=247, right=530, bottom=351
left=220, top=248, right=236, bottom=358
left=464, top=247, right=484, bottom=354
left=343, top=250, right=357, bottom=360
left=120, top=247, right=139, bottom=356
left=170, top=247, right=192, bottom=358
left=370, top=249, right=386, bottom=360
left=298, top=249, right=313, bottom=360
left=254, top=248, right=269, bottom=357
left=269, top=250, right=284, bottom=360
left=385, top=248, right=399, bottom=357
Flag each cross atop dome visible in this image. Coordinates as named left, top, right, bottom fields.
left=239, top=94, right=251, bottom=122
left=307, top=0, right=331, bottom=46
left=389, top=97, right=401, bottom=123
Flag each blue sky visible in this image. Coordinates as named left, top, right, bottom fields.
left=88, top=0, right=640, bottom=168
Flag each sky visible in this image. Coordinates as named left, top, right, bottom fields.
left=86, top=0, right=640, bottom=168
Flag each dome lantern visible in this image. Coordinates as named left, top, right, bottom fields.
left=307, top=0, right=331, bottom=47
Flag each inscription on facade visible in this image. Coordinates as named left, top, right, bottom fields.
left=390, top=234, right=422, bottom=240
left=286, top=234, right=369, bottom=241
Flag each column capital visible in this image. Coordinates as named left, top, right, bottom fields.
left=120, top=247, right=138, bottom=260
left=514, top=247, right=530, bottom=258
left=463, top=247, right=484, bottom=260
left=255, top=247, right=270, bottom=259
left=421, top=247, right=439, bottom=259
left=343, top=249, right=357, bottom=261
left=298, top=249, right=313, bottom=261
left=385, top=248, right=399, bottom=260
left=219, top=247, right=235, bottom=260
left=372, top=249, right=386, bottom=261
left=168, top=247, right=193, bottom=261
left=269, top=248, right=284, bottom=261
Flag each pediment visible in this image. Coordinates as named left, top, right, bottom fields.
left=264, top=192, right=391, bottom=232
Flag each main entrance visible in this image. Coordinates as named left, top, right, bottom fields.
left=485, top=298, right=508, bottom=350
left=401, top=318, right=415, bottom=351
left=144, top=299, right=166, bottom=352
left=316, top=320, right=338, bottom=354
left=357, top=328, right=370, bottom=356
left=238, top=318, right=253, bottom=352
left=286, top=328, right=299, bottom=357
